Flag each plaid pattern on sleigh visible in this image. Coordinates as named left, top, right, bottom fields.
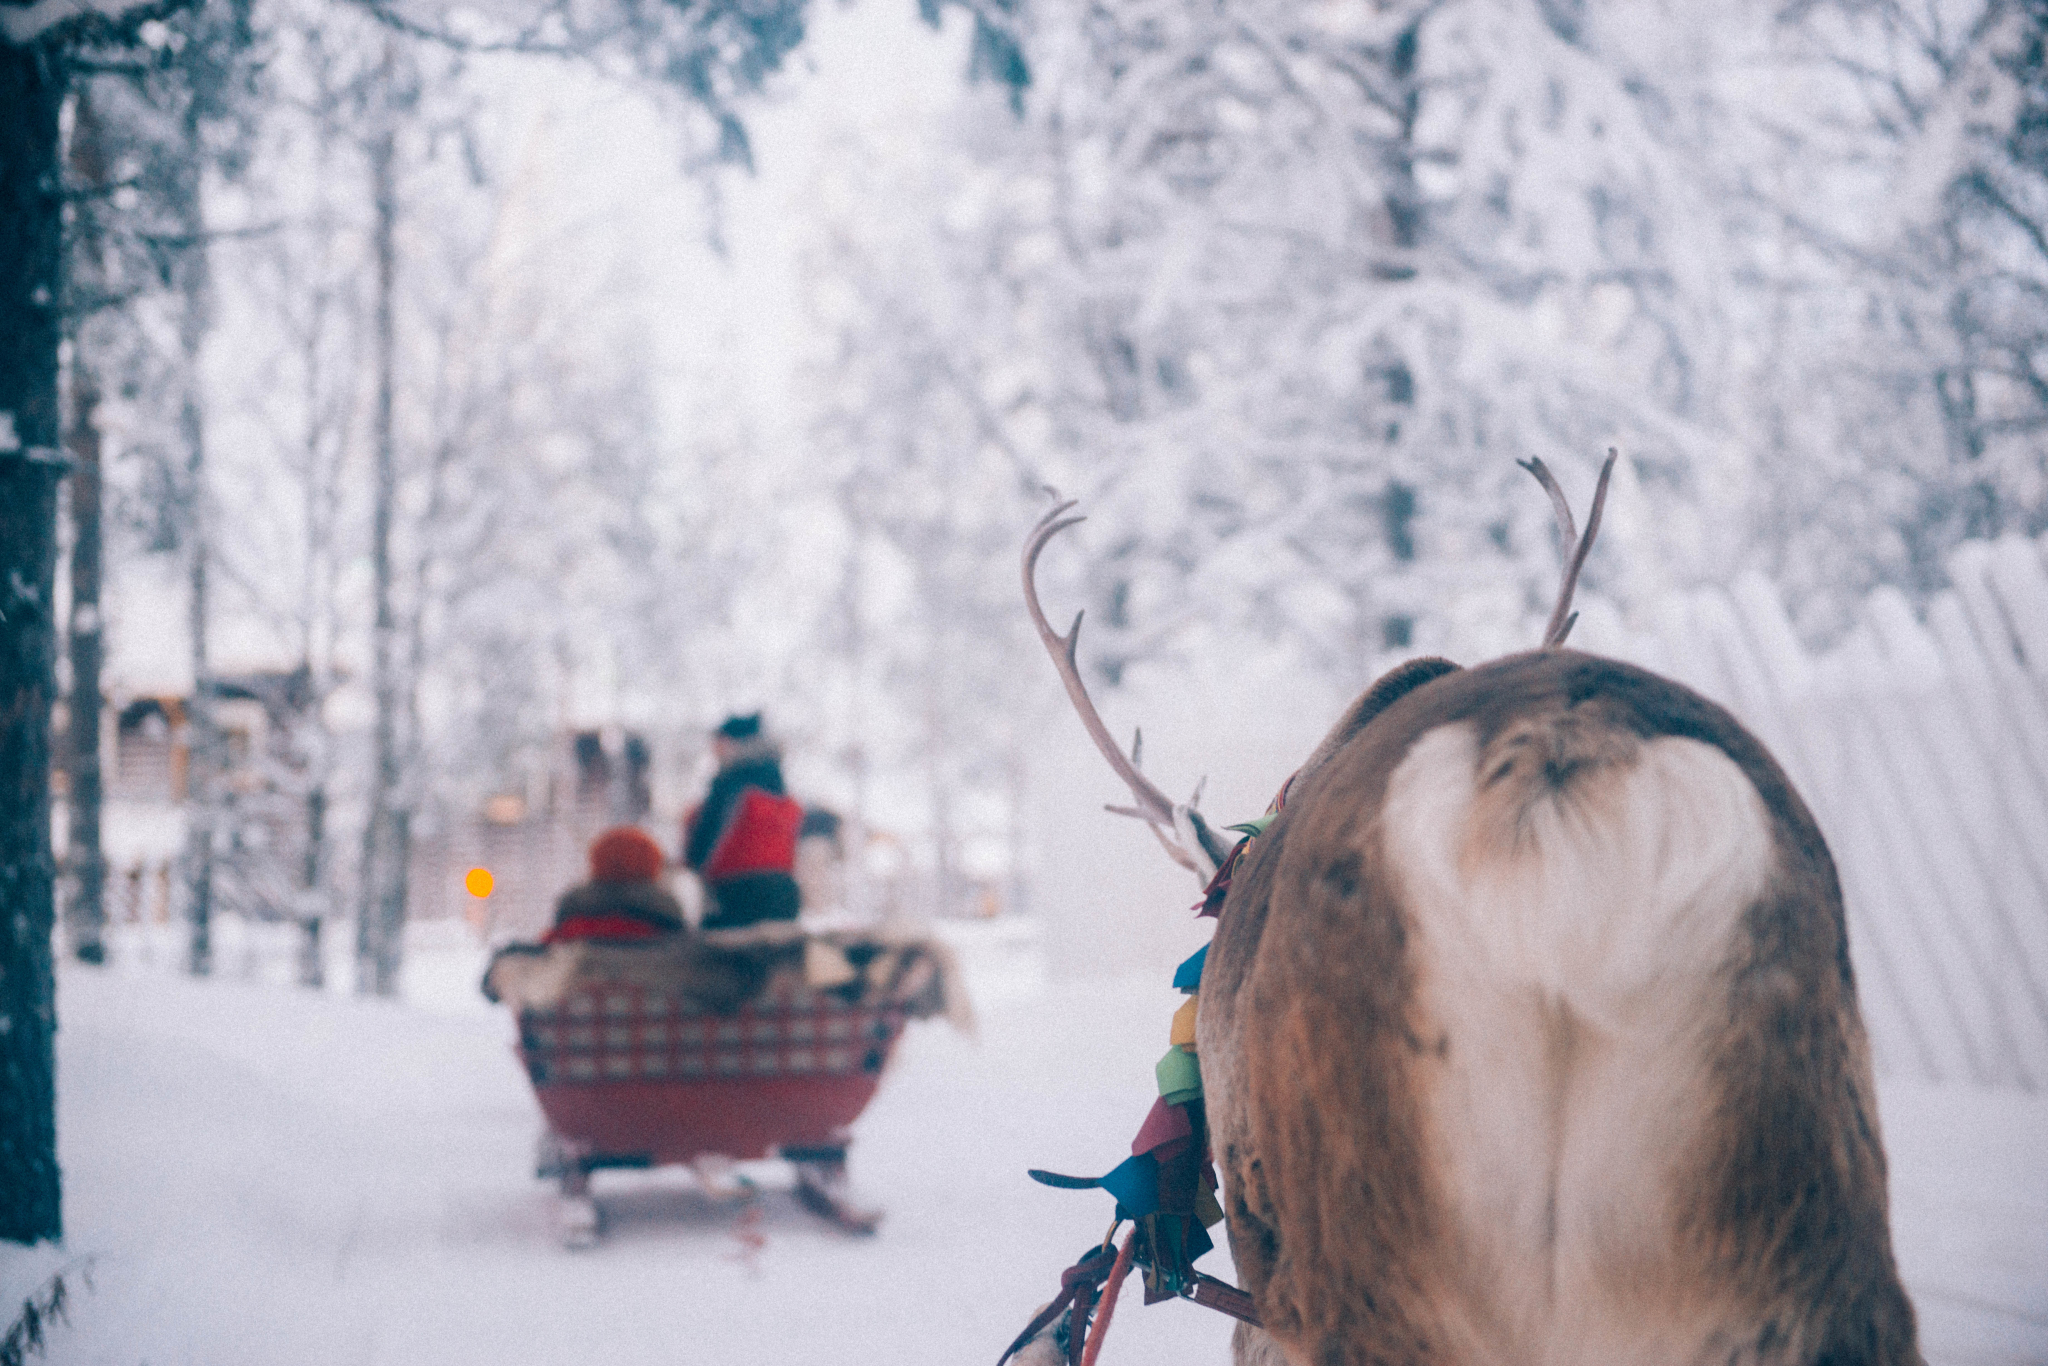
left=518, top=980, right=910, bottom=1087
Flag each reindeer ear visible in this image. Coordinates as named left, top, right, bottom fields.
left=1294, top=656, right=1462, bottom=786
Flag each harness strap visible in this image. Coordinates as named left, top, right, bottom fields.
left=1065, top=1282, right=1097, bottom=1366
left=995, top=1244, right=1118, bottom=1366
left=996, top=1243, right=1262, bottom=1364
left=1186, top=1273, right=1262, bottom=1326
left=1197, top=771, right=1297, bottom=917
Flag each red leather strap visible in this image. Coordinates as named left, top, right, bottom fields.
left=995, top=1245, right=1118, bottom=1366
left=1186, top=1273, right=1261, bottom=1326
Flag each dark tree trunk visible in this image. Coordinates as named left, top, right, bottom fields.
left=1381, top=17, right=1426, bottom=253
left=356, top=94, right=407, bottom=996
left=299, top=784, right=324, bottom=988
left=0, top=37, right=68, bottom=1247
left=64, top=86, right=108, bottom=966
left=64, top=352, right=107, bottom=964
left=174, top=104, right=217, bottom=978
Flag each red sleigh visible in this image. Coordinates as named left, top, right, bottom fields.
left=500, top=937, right=946, bottom=1244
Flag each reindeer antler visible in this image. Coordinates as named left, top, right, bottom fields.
left=1518, top=449, right=1618, bottom=649
left=1022, top=495, right=1227, bottom=881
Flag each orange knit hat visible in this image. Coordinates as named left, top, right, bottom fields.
left=589, top=826, right=665, bottom=884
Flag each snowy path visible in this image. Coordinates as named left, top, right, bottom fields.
left=11, top=953, right=2048, bottom=1365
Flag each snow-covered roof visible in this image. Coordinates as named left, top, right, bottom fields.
left=102, top=559, right=299, bottom=698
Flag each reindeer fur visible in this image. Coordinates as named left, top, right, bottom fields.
left=1199, top=650, right=1918, bottom=1366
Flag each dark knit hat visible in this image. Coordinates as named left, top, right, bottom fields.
left=715, top=713, right=763, bottom=740
left=589, top=826, right=665, bottom=884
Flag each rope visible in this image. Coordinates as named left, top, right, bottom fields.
left=1080, top=1227, right=1138, bottom=1366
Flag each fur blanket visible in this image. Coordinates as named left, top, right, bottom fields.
left=481, top=923, right=972, bottom=1034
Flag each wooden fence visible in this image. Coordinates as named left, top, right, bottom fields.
left=1570, top=534, right=2048, bottom=1090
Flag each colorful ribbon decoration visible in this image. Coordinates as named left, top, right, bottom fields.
left=1005, top=778, right=1303, bottom=1361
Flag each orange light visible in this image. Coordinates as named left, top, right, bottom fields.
left=464, top=867, right=495, bottom=898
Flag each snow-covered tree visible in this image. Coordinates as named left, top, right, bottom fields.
left=163, top=0, right=392, bottom=988
left=806, top=0, right=1768, bottom=707
left=3, top=0, right=261, bottom=1244
left=811, top=0, right=2045, bottom=683
left=43, top=0, right=268, bottom=978
left=791, top=107, right=1060, bottom=914
left=1742, top=0, right=2048, bottom=623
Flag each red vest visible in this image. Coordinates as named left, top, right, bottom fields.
left=703, top=787, right=803, bottom=882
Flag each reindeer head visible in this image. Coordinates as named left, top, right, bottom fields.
left=1020, top=454, right=1920, bottom=1366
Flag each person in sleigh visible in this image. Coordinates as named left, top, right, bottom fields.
left=541, top=826, right=686, bottom=944
left=683, top=712, right=806, bottom=931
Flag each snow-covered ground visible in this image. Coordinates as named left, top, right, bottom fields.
left=7, top=932, right=2046, bottom=1365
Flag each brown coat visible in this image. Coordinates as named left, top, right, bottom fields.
left=548, top=880, right=686, bottom=937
